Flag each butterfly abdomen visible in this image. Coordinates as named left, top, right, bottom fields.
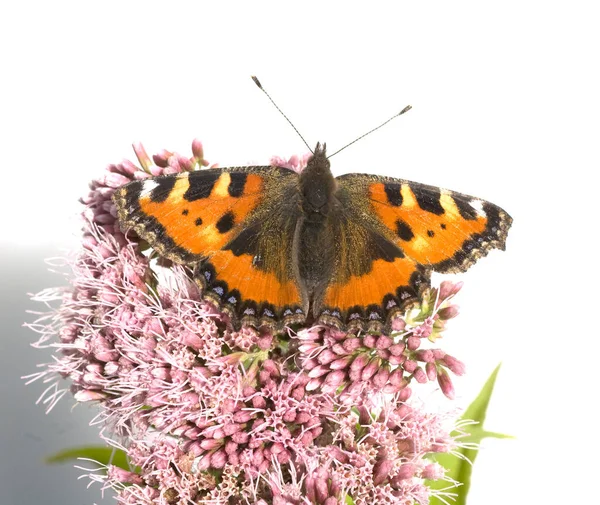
left=297, top=217, right=336, bottom=312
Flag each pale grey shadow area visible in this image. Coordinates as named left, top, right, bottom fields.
left=1, top=246, right=113, bottom=505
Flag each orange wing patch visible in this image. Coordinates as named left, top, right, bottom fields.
left=319, top=255, right=426, bottom=331
left=196, top=251, right=301, bottom=317
left=368, top=180, right=511, bottom=273
left=137, top=171, right=264, bottom=258
left=323, top=256, right=419, bottom=308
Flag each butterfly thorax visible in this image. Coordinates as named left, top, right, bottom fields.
left=299, top=143, right=336, bottom=223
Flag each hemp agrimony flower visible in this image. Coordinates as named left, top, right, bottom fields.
left=28, top=141, right=470, bottom=505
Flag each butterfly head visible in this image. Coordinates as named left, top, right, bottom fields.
left=298, top=142, right=336, bottom=221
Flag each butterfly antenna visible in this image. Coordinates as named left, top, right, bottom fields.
left=327, top=105, right=412, bottom=158
left=252, top=76, right=313, bottom=153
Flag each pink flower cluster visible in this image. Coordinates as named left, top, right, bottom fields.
left=28, top=141, right=467, bottom=505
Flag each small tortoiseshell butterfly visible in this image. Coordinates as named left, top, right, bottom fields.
left=113, top=142, right=512, bottom=333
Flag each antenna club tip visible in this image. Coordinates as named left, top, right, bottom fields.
left=251, top=76, right=263, bottom=89
left=399, top=105, right=412, bottom=115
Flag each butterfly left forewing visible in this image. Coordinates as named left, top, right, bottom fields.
left=113, top=166, right=306, bottom=330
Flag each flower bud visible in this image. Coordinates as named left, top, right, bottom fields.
left=231, top=431, right=249, bottom=444
left=331, top=343, right=348, bottom=355
left=222, top=423, right=242, bottom=436
left=210, top=449, right=227, bottom=468
left=295, top=412, right=311, bottom=424
left=252, top=395, right=267, bottom=409
left=291, top=386, right=305, bottom=400
left=437, top=305, right=460, bottom=320
left=438, top=280, right=463, bottom=301
left=377, top=349, right=391, bottom=360
left=398, top=387, right=412, bottom=402
left=325, top=369, right=346, bottom=386
left=426, top=362, right=437, bottom=381
left=315, top=478, right=330, bottom=503
left=200, top=439, right=222, bottom=450
left=373, top=459, right=393, bottom=485
left=233, top=410, right=253, bottom=423
left=276, top=449, right=291, bottom=464
left=191, top=138, right=205, bottom=161
left=317, top=349, right=338, bottom=365
left=283, top=409, right=297, bottom=423
left=363, top=334, right=377, bottom=348
left=437, top=368, right=455, bottom=399
left=308, top=365, right=330, bottom=379
left=376, top=335, right=393, bottom=349
left=108, top=466, right=144, bottom=485
left=407, top=336, right=421, bottom=350
left=395, top=463, right=417, bottom=481
left=261, top=359, right=279, bottom=376
left=361, top=359, right=380, bottom=381
left=299, top=342, right=320, bottom=354
left=329, top=355, right=353, bottom=370
left=342, top=337, right=362, bottom=352
left=301, top=358, right=319, bottom=370
left=388, top=368, right=405, bottom=386
left=306, top=377, right=323, bottom=391
left=305, top=475, right=316, bottom=502
left=132, top=142, right=153, bottom=172
left=391, top=317, right=406, bottom=331
left=441, top=354, right=466, bottom=375
left=372, top=367, right=390, bottom=388
left=350, top=353, right=369, bottom=372
left=413, top=367, right=427, bottom=384
left=415, top=349, right=434, bottom=362
left=388, top=354, right=405, bottom=366
left=403, top=360, right=417, bottom=373
left=103, top=173, right=131, bottom=188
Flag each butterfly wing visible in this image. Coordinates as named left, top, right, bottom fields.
left=315, top=208, right=428, bottom=331
left=318, top=174, right=512, bottom=331
left=113, top=166, right=306, bottom=330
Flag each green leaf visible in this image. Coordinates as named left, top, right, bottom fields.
left=428, top=363, right=512, bottom=505
left=46, top=445, right=130, bottom=470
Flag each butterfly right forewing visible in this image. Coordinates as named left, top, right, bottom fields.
left=349, top=174, right=513, bottom=273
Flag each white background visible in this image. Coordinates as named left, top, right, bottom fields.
left=1, top=2, right=599, bottom=504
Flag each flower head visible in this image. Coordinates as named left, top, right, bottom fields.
left=28, top=141, right=468, bottom=504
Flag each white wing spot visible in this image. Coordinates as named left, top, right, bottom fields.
left=140, top=180, right=159, bottom=197
left=470, top=199, right=485, bottom=216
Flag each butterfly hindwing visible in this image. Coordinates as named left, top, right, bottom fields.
left=113, top=166, right=306, bottom=329
left=315, top=184, right=429, bottom=331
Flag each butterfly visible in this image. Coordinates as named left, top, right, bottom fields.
left=113, top=142, right=512, bottom=333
